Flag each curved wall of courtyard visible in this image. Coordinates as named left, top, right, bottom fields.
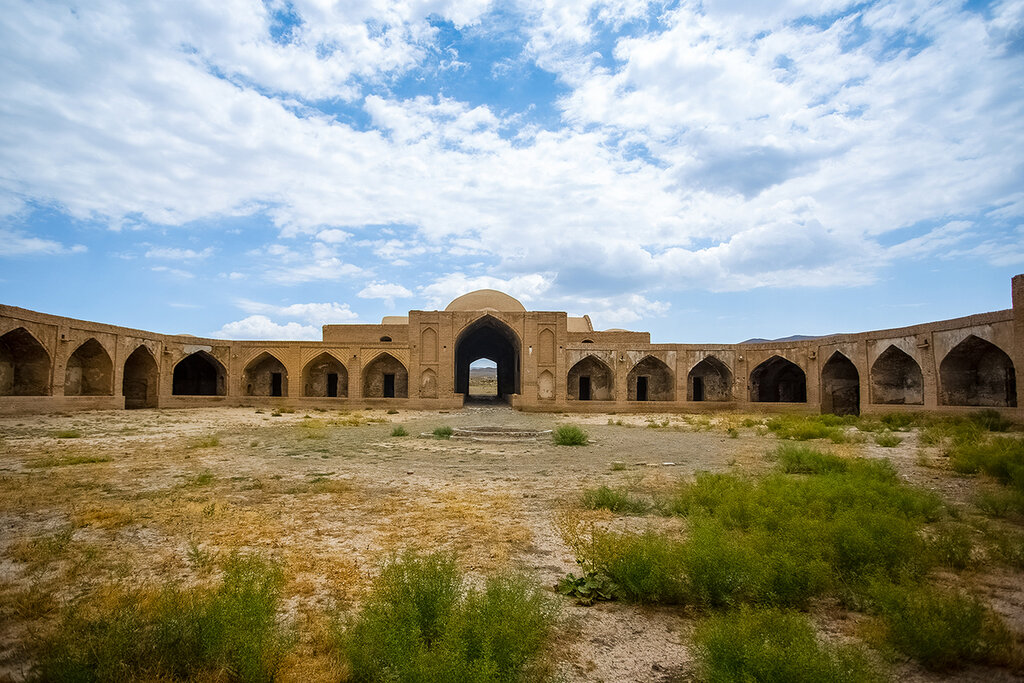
left=2, top=275, right=1022, bottom=418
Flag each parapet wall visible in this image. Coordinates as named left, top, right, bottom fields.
left=1, top=276, right=1021, bottom=419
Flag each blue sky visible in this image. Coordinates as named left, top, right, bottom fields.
left=1, top=0, right=1022, bottom=344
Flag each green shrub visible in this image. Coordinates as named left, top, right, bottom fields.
left=974, top=489, right=1024, bottom=517
left=390, top=426, right=409, bottom=437
left=776, top=444, right=847, bottom=474
left=970, top=409, right=1014, bottom=432
left=869, top=583, right=1011, bottom=670
left=927, top=524, right=974, bottom=569
left=555, top=571, right=617, bottom=605
left=880, top=413, right=918, bottom=430
left=874, top=432, right=902, bottom=448
left=695, top=607, right=881, bottom=683
left=339, top=551, right=553, bottom=682
left=553, top=425, right=588, bottom=446
left=583, top=530, right=687, bottom=604
left=950, top=436, right=1024, bottom=492
left=33, top=553, right=288, bottom=682
left=580, top=486, right=648, bottom=514
left=432, top=425, right=454, bottom=439
left=765, top=415, right=850, bottom=442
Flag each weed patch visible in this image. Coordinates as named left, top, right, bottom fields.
left=187, top=434, right=221, bottom=449
left=949, top=436, right=1024, bottom=493
left=580, top=485, right=648, bottom=514
left=337, top=551, right=554, bottom=682
left=553, top=425, right=588, bottom=446
left=695, top=607, right=882, bottom=683
left=432, top=425, right=454, bottom=439
left=28, top=455, right=111, bottom=468
left=390, top=426, right=409, bottom=437
left=874, top=433, right=903, bottom=448
left=53, top=429, right=81, bottom=439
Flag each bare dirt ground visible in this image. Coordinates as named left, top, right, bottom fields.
left=0, top=405, right=1022, bottom=682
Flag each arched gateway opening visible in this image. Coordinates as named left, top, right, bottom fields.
left=454, top=316, right=520, bottom=401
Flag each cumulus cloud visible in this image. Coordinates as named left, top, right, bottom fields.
left=236, top=299, right=359, bottom=324
left=212, top=315, right=319, bottom=340
left=0, top=229, right=86, bottom=256
left=358, top=282, right=414, bottom=306
left=419, top=272, right=554, bottom=308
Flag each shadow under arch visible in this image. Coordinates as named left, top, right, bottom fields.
left=567, top=355, right=613, bottom=400
left=123, top=345, right=159, bottom=408
left=243, top=351, right=288, bottom=397
left=871, top=345, right=924, bottom=405
left=749, top=355, right=806, bottom=403
left=821, top=351, right=859, bottom=416
left=454, top=315, right=521, bottom=400
left=172, top=351, right=226, bottom=396
left=363, top=352, right=408, bottom=398
left=627, top=355, right=674, bottom=401
left=939, top=335, right=1016, bottom=407
left=688, top=356, right=732, bottom=401
left=303, top=352, right=348, bottom=397
left=0, top=327, right=51, bottom=396
left=65, top=338, right=113, bottom=396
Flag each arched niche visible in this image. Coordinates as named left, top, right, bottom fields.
left=303, top=353, right=347, bottom=398
left=420, top=368, right=438, bottom=398
left=172, top=351, right=226, bottom=396
left=870, top=345, right=923, bottom=405
left=537, top=369, right=554, bottom=400
left=538, top=328, right=555, bottom=365
left=123, top=345, right=158, bottom=409
left=821, top=351, right=859, bottom=416
left=939, top=335, right=1016, bottom=407
left=244, top=352, right=288, bottom=397
left=454, top=315, right=520, bottom=400
left=0, top=327, right=51, bottom=396
left=363, top=352, right=408, bottom=398
left=749, top=355, right=806, bottom=403
left=627, top=356, right=674, bottom=401
left=421, top=328, right=438, bottom=363
left=65, top=338, right=113, bottom=396
left=688, top=356, right=732, bottom=401
left=567, top=355, right=613, bottom=400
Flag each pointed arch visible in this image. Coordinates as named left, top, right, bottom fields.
left=939, top=335, right=1016, bottom=407
left=363, top=352, right=408, bottom=398
left=537, top=369, right=554, bottom=400
left=627, top=355, right=674, bottom=401
left=421, top=327, right=438, bottom=363
left=454, top=315, right=521, bottom=399
left=749, top=355, right=806, bottom=403
left=123, top=345, right=158, bottom=409
left=688, top=356, right=732, bottom=401
left=302, top=352, right=347, bottom=398
left=567, top=355, right=613, bottom=400
left=244, top=351, right=288, bottom=397
left=420, top=368, right=438, bottom=398
left=538, top=328, right=555, bottom=365
left=65, top=338, right=113, bottom=396
left=821, top=351, right=859, bottom=416
left=172, top=351, right=226, bottom=396
left=0, top=327, right=51, bottom=396
left=870, top=345, right=923, bottom=405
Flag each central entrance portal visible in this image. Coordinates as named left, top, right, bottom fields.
left=454, top=316, right=521, bottom=402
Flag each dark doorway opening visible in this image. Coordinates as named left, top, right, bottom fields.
left=749, top=356, right=806, bottom=403
left=271, top=372, right=283, bottom=397
left=327, top=373, right=338, bottom=397
left=821, top=352, right=860, bottom=416
left=123, top=346, right=158, bottom=409
left=939, top=335, right=1017, bottom=407
left=454, top=316, right=520, bottom=402
left=692, top=376, right=704, bottom=401
left=173, top=352, right=226, bottom=396
left=383, top=373, right=396, bottom=398
left=579, top=376, right=592, bottom=401
left=0, top=327, right=51, bottom=396
left=636, top=376, right=649, bottom=401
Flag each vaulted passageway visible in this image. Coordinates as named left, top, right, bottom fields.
left=749, top=356, right=806, bottom=403
left=123, top=346, right=158, bottom=408
left=454, top=316, right=520, bottom=401
left=172, top=352, right=226, bottom=396
left=821, top=352, right=859, bottom=416
left=940, top=335, right=1016, bottom=407
left=0, top=327, right=51, bottom=396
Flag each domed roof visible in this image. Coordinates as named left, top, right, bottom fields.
left=445, top=289, right=526, bottom=312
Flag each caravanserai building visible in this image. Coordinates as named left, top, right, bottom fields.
left=2, top=277, right=1022, bottom=418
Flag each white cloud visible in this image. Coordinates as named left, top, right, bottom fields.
left=236, top=299, right=359, bottom=324
left=212, top=315, right=319, bottom=340
left=0, top=229, right=86, bottom=256
left=316, top=228, right=352, bottom=243
left=145, top=246, right=215, bottom=260
left=358, top=281, right=414, bottom=305
left=419, top=272, right=554, bottom=308
left=150, top=265, right=194, bottom=278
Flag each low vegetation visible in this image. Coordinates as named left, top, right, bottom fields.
left=432, top=425, right=454, bottom=439
left=553, top=424, right=588, bottom=446
left=336, top=551, right=554, bottom=682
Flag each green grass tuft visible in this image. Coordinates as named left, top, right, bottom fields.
left=580, top=485, right=648, bottom=514
left=776, top=444, right=847, bottom=474
left=390, top=425, right=409, bottom=437
left=874, top=432, right=903, bottom=448
left=338, top=551, right=554, bottom=682
left=695, top=607, right=882, bottom=683
left=432, top=425, right=454, bottom=439
left=553, top=425, right=588, bottom=446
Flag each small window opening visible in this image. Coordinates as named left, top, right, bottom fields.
left=380, top=336, right=392, bottom=342
left=582, top=339, right=594, bottom=344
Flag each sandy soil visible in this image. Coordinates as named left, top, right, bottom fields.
left=0, top=405, right=1021, bottom=682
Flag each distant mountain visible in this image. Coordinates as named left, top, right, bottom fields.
left=469, top=366, right=497, bottom=379
left=740, top=334, right=823, bottom=344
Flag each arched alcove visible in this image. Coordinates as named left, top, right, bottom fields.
left=939, top=335, right=1016, bottom=407
left=363, top=353, right=408, bottom=398
left=537, top=370, right=554, bottom=400
left=870, top=345, right=924, bottom=405
left=65, top=338, right=113, bottom=396
left=821, top=352, right=859, bottom=416
left=420, top=368, right=438, bottom=398
left=0, top=327, right=51, bottom=396
left=627, top=356, right=674, bottom=401
left=749, top=355, right=806, bottom=403
left=302, top=353, right=347, bottom=398
left=688, top=356, right=732, bottom=401
left=172, top=352, right=226, bottom=396
left=244, top=352, right=288, bottom=397
left=123, top=346, right=158, bottom=409
left=567, top=355, right=613, bottom=400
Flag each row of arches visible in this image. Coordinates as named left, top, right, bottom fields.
left=0, top=327, right=1016, bottom=411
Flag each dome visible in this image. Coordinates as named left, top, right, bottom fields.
left=445, top=289, right=526, bottom=312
